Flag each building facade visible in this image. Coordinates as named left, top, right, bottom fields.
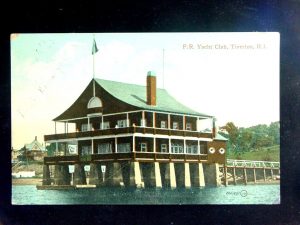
left=42, top=72, right=227, bottom=188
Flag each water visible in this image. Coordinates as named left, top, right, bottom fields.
left=12, top=184, right=280, bottom=205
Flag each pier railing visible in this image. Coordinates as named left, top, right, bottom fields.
left=226, top=159, right=280, bottom=169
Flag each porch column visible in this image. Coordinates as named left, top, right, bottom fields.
left=168, top=114, right=171, bottom=129
left=153, top=112, right=156, bottom=128
left=91, top=139, right=94, bottom=154
left=197, top=140, right=200, bottom=154
left=132, top=135, right=136, bottom=152
left=115, top=137, right=118, bottom=153
left=126, top=113, right=129, bottom=127
left=183, top=115, right=186, bottom=130
left=169, top=138, right=171, bottom=153
left=142, top=111, right=145, bottom=126
left=56, top=142, right=58, bottom=155
left=55, top=122, right=57, bottom=134
left=153, top=137, right=156, bottom=153
left=87, top=117, right=90, bottom=131
left=101, top=116, right=104, bottom=129
left=183, top=139, right=186, bottom=154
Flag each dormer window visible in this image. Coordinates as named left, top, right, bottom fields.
left=87, top=97, right=102, bottom=108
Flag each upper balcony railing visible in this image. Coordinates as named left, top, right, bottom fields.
left=226, top=159, right=280, bottom=168
left=44, top=126, right=213, bottom=141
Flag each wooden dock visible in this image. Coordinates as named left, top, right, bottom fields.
left=220, top=160, right=280, bottom=186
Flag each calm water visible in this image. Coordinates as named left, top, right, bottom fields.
left=12, top=184, right=280, bottom=205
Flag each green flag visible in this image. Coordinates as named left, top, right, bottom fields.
left=92, top=39, right=98, bottom=55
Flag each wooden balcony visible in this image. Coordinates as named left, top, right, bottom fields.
left=43, top=152, right=209, bottom=164
left=44, top=126, right=213, bottom=141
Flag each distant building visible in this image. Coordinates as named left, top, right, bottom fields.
left=18, top=136, right=47, bottom=161
left=11, top=147, right=21, bottom=163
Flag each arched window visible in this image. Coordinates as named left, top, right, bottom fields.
left=87, top=97, right=102, bottom=108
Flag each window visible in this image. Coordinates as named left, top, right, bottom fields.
left=186, top=145, right=198, bottom=154
left=81, top=146, right=92, bottom=155
left=100, top=122, right=110, bottom=129
left=161, top=121, right=166, bottom=128
left=117, top=143, right=131, bottom=153
left=117, top=119, right=128, bottom=128
left=173, top=122, right=179, bottom=130
left=161, top=144, right=168, bottom=153
left=97, top=143, right=112, bottom=154
left=186, top=123, right=192, bottom=131
left=171, top=143, right=184, bottom=154
left=140, top=143, right=147, bottom=152
left=81, top=123, right=92, bottom=132
left=140, top=119, right=147, bottom=127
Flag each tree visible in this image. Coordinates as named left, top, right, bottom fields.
left=268, top=121, right=280, bottom=145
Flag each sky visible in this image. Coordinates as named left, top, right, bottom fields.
left=11, top=33, right=280, bottom=149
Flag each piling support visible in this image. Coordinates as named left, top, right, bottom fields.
left=165, top=162, right=176, bottom=188
left=184, top=163, right=191, bottom=188
left=129, top=161, right=143, bottom=188
left=154, top=162, right=162, bottom=188
left=205, top=163, right=221, bottom=187
left=73, top=164, right=87, bottom=185
left=42, top=165, right=51, bottom=185
left=106, top=162, right=123, bottom=186
left=54, top=165, right=70, bottom=185
left=192, top=163, right=205, bottom=187
left=263, top=167, right=266, bottom=182
left=253, top=168, right=257, bottom=183
left=89, top=163, right=100, bottom=185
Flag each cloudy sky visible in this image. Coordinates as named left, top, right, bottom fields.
left=11, top=33, right=279, bottom=149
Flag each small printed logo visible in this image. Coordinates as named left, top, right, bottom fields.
left=240, top=190, right=248, bottom=197
left=226, top=190, right=248, bottom=197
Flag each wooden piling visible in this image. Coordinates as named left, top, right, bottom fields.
left=253, top=168, right=257, bottom=183
left=243, top=167, right=247, bottom=185
left=224, top=166, right=228, bottom=186
left=233, top=167, right=237, bottom=185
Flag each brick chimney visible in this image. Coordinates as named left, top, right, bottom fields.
left=146, top=71, right=156, bottom=105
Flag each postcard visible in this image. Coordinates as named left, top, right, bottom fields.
left=11, top=32, right=280, bottom=205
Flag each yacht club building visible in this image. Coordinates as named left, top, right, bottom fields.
left=42, top=72, right=227, bottom=188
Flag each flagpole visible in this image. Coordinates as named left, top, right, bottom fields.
left=93, top=34, right=95, bottom=97
left=163, top=49, right=165, bottom=89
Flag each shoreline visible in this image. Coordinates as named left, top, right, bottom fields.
left=12, top=178, right=42, bottom=185
left=12, top=178, right=280, bottom=186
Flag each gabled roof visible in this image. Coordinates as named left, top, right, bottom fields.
left=95, top=78, right=211, bottom=117
left=24, top=137, right=45, bottom=151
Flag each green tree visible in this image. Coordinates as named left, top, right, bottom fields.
left=268, top=121, right=280, bottom=145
